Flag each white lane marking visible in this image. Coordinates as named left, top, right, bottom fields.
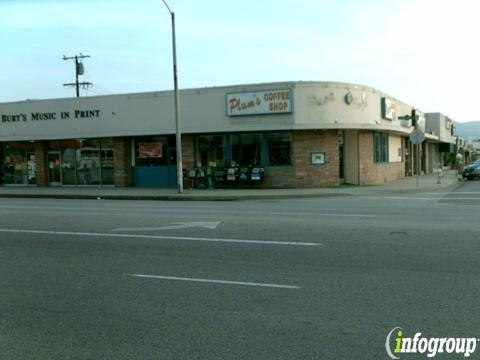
left=385, top=197, right=440, bottom=200
left=130, top=274, right=299, bottom=289
left=386, top=197, right=480, bottom=201
left=0, top=228, right=322, bottom=247
left=425, top=192, right=480, bottom=194
left=113, top=221, right=221, bottom=232
left=438, top=198, right=480, bottom=200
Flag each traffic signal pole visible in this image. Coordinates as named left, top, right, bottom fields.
left=412, top=109, right=420, bottom=187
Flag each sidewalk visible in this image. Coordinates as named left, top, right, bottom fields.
left=0, top=170, right=460, bottom=201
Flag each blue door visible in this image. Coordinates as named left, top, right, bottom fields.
left=133, top=165, right=177, bottom=187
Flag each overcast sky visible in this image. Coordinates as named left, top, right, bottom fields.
left=0, top=0, right=478, bottom=122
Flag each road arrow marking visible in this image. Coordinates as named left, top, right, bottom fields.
left=112, top=221, right=221, bottom=232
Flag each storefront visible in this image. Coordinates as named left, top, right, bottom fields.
left=425, top=113, right=457, bottom=171
left=1, top=142, right=36, bottom=185
left=0, top=81, right=449, bottom=188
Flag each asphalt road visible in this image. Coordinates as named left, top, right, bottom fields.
left=1, top=180, right=480, bottom=359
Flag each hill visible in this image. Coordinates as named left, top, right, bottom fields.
left=455, top=121, right=480, bottom=140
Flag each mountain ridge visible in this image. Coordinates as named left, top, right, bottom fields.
left=454, top=121, right=480, bottom=139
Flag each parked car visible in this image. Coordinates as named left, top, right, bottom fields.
left=462, top=159, right=480, bottom=180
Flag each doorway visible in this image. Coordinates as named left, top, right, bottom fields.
left=338, top=131, right=345, bottom=183
left=47, top=152, right=61, bottom=185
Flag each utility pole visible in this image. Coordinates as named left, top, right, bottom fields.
left=401, top=108, right=423, bottom=186
left=412, top=109, right=420, bottom=187
left=160, top=0, right=183, bottom=193
left=62, top=54, right=92, bottom=97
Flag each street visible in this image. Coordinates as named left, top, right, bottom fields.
left=1, top=181, right=480, bottom=359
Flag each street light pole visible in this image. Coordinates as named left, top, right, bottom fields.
left=161, top=0, right=183, bottom=193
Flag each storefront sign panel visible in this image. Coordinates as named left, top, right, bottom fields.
left=1, top=110, right=101, bottom=123
left=138, top=142, right=163, bottom=158
left=381, top=97, right=397, bottom=121
left=227, top=89, right=292, bottom=116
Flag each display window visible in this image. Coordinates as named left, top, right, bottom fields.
left=46, top=138, right=114, bottom=186
left=77, top=139, right=101, bottom=185
left=266, top=132, right=292, bottom=166
left=231, top=133, right=262, bottom=167
left=194, top=132, right=292, bottom=169
left=134, top=136, right=171, bottom=166
left=2, top=142, right=35, bottom=185
left=196, top=135, right=225, bottom=168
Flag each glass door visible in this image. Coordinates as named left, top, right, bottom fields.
left=338, top=131, right=345, bottom=182
left=27, top=151, right=37, bottom=185
left=47, top=152, right=61, bottom=185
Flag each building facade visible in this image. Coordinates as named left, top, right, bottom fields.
left=425, top=113, right=459, bottom=171
left=0, top=81, right=453, bottom=188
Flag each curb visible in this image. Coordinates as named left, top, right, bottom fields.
left=0, top=192, right=354, bottom=201
left=389, top=180, right=462, bottom=194
left=0, top=176, right=462, bottom=201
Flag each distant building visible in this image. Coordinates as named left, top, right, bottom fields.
left=425, top=113, right=457, bottom=171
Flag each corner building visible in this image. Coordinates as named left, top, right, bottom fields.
left=0, top=81, right=452, bottom=188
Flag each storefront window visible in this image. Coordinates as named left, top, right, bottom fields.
left=100, top=138, right=114, bottom=185
left=46, top=138, right=114, bottom=186
left=77, top=139, right=101, bottom=185
left=266, top=132, right=292, bottom=166
left=135, top=136, right=169, bottom=166
left=374, top=132, right=389, bottom=163
left=231, top=133, right=262, bottom=166
left=26, top=146, right=36, bottom=185
left=2, top=143, right=27, bottom=184
left=196, top=135, right=225, bottom=167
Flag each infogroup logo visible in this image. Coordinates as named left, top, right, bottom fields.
left=385, top=327, right=478, bottom=359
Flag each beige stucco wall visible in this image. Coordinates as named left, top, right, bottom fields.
left=389, top=135, right=403, bottom=163
left=425, top=113, right=455, bottom=143
left=0, top=81, right=421, bottom=142
left=344, top=130, right=359, bottom=184
left=292, top=83, right=414, bottom=132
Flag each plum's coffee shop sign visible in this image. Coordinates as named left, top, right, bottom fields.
left=227, top=89, right=293, bottom=116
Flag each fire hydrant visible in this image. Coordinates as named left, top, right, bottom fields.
left=437, top=168, right=443, bottom=184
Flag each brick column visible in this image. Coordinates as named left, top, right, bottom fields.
left=113, top=137, right=132, bottom=187
left=35, top=141, right=48, bottom=187
left=181, top=134, right=195, bottom=170
left=292, top=130, right=339, bottom=188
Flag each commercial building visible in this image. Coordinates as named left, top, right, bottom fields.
left=425, top=113, right=457, bottom=171
left=0, top=81, right=455, bottom=188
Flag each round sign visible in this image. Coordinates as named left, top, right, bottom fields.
left=409, top=129, right=425, bottom=144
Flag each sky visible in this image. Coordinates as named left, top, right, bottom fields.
left=1, top=0, right=479, bottom=122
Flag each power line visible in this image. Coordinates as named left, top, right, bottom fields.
left=85, top=88, right=105, bottom=96
left=83, top=67, right=114, bottom=95
left=62, top=53, right=93, bottom=97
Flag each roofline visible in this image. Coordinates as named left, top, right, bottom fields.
left=0, top=80, right=412, bottom=108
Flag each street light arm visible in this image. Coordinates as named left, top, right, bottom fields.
left=161, top=0, right=173, bottom=14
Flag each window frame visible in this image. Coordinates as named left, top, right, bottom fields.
left=373, top=132, right=389, bottom=164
